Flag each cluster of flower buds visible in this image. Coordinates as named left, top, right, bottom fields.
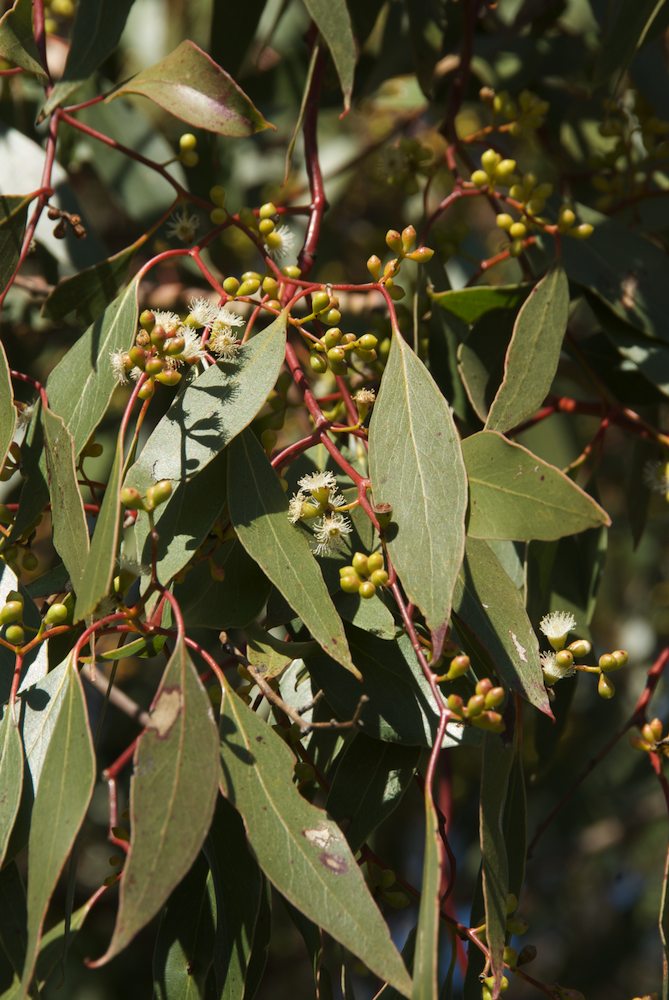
left=47, top=205, right=86, bottom=241
left=288, top=471, right=353, bottom=557
left=481, top=86, right=549, bottom=136
left=365, top=860, right=410, bottom=910
left=339, top=551, right=389, bottom=599
left=538, top=610, right=628, bottom=698
left=366, top=225, right=434, bottom=301
left=120, top=479, right=173, bottom=513
left=631, top=717, right=668, bottom=757
left=446, top=677, right=505, bottom=733
left=0, top=591, right=69, bottom=648
left=473, top=893, right=535, bottom=996
left=112, top=309, right=204, bottom=399
left=177, top=132, right=199, bottom=168
left=435, top=651, right=471, bottom=683
left=310, top=328, right=378, bottom=377
left=378, top=136, right=436, bottom=190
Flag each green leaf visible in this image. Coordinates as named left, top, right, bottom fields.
left=453, top=538, right=550, bottom=715
left=241, top=877, right=271, bottom=1000
left=429, top=284, right=531, bottom=325
left=106, top=40, right=273, bottom=136
left=486, top=267, right=569, bottom=434
left=42, top=243, right=136, bottom=325
left=46, top=277, right=139, bottom=457
left=176, top=539, right=271, bottom=630
left=219, top=684, right=412, bottom=998
left=39, top=0, right=137, bottom=116
left=301, top=0, right=356, bottom=111
left=210, top=0, right=267, bottom=78
left=126, top=311, right=287, bottom=493
left=0, top=0, right=46, bottom=79
left=41, top=406, right=90, bottom=593
left=0, top=862, right=27, bottom=986
left=412, top=793, right=441, bottom=1000
left=463, top=431, right=610, bottom=540
left=153, top=854, right=216, bottom=1000
left=405, top=0, right=445, bottom=98
left=74, top=437, right=122, bottom=621
left=92, top=638, right=220, bottom=967
left=480, top=734, right=513, bottom=997
left=457, top=309, right=514, bottom=423
left=21, top=659, right=95, bottom=993
left=246, top=624, right=316, bottom=680
left=369, top=331, right=467, bottom=650
left=228, top=429, right=357, bottom=678
left=0, top=194, right=31, bottom=292
left=593, top=0, right=664, bottom=87
left=325, top=735, right=419, bottom=852
left=0, top=340, right=15, bottom=472
left=0, top=708, right=23, bottom=869
left=502, top=750, right=526, bottom=899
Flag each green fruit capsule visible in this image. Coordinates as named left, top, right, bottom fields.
left=144, top=357, right=164, bottom=376
left=138, top=379, right=155, bottom=400
left=223, top=276, right=240, bottom=296
left=340, top=574, right=362, bottom=594
left=310, top=353, right=328, bottom=374
left=45, top=602, right=69, bottom=626
left=0, top=600, right=23, bottom=625
left=611, top=649, right=628, bottom=668
left=128, top=346, right=147, bottom=369
left=598, top=672, right=615, bottom=699
left=324, top=308, right=342, bottom=326
left=238, top=278, right=261, bottom=297
left=120, top=487, right=145, bottom=510
left=367, top=552, right=384, bottom=573
left=262, top=276, right=279, bottom=297
left=165, top=335, right=186, bottom=356
left=356, top=334, right=378, bottom=352
left=5, top=624, right=25, bottom=645
left=146, top=480, right=173, bottom=510
left=155, top=369, right=182, bottom=386
left=369, top=569, right=389, bottom=587
left=352, top=552, right=369, bottom=575
left=358, top=580, right=376, bottom=599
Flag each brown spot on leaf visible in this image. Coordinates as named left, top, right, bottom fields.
left=319, top=852, right=348, bottom=874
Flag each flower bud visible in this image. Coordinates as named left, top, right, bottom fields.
left=259, top=201, right=277, bottom=220
left=496, top=213, right=514, bottom=230
left=485, top=686, right=505, bottom=709
left=466, top=694, right=486, bottom=717
left=327, top=347, right=346, bottom=364
left=446, top=694, right=464, bottom=716
left=283, top=264, right=301, bottom=278
left=352, top=552, right=369, bottom=575
left=401, top=225, right=416, bottom=252
left=385, top=229, right=402, bottom=253
left=323, top=328, right=342, bottom=349
left=611, top=649, right=628, bottom=668
left=238, top=278, right=261, bottom=297
left=555, top=649, right=574, bottom=668
left=179, top=133, right=197, bottom=152
left=180, top=150, right=199, bottom=168
left=145, top=357, right=164, bottom=377
left=310, top=353, right=328, bottom=373
left=367, top=552, right=384, bottom=573
left=573, top=223, right=593, bottom=239
left=258, top=218, right=275, bottom=236
left=155, top=369, right=182, bottom=386
left=445, top=654, right=470, bottom=681
left=223, top=276, right=240, bottom=296
left=138, top=379, right=155, bottom=400
left=0, top=600, right=23, bottom=625
left=312, top=290, right=330, bottom=314
left=128, top=346, right=147, bottom=369
left=509, top=221, right=527, bottom=240
left=145, top=480, right=173, bottom=511
left=139, top=309, right=155, bottom=331
left=340, top=574, right=362, bottom=594
left=45, top=602, right=69, bottom=626
left=405, top=246, right=434, bottom=263
left=471, top=169, right=489, bottom=187
left=598, top=653, right=616, bottom=672
left=481, top=149, right=501, bottom=172
left=367, top=254, right=382, bottom=279
left=567, top=638, right=591, bottom=657
left=164, top=335, right=186, bottom=356
left=598, top=672, right=615, bottom=699
left=262, top=276, right=279, bottom=297
left=324, top=308, right=342, bottom=326
left=359, top=581, right=376, bottom=599
left=369, top=569, right=389, bottom=587
left=5, top=624, right=25, bottom=645
left=210, top=185, right=226, bottom=207
left=357, top=334, right=378, bottom=352
left=495, top=158, right=517, bottom=180
left=120, top=487, right=145, bottom=510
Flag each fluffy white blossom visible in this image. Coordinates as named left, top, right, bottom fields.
left=110, top=350, right=130, bottom=385
left=180, top=327, right=207, bottom=364
left=298, top=470, right=338, bottom=494
left=643, top=460, right=669, bottom=497
left=540, top=650, right=575, bottom=686
left=312, top=513, right=352, bottom=557
left=265, top=224, right=296, bottom=262
left=208, top=327, right=241, bottom=361
left=288, top=494, right=305, bottom=524
left=212, top=307, right=245, bottom=331
left=166, top=207, right=199, bottom=243
left=539, top=610, right=576, bottom=649
left=188, top=296, right=219, bottom=327
left=354, top=388, right=376, bottom=407
left=152, top=310, right=182, bottom=335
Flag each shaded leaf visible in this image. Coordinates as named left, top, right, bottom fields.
left=502, top=750, right=526, bottom=899
left=405, top=0, right=445, bottom=98
left=0, top=194, right=31, bottom=292
left=457, top=309, right=515, bottom=423
left=106, top=40, right=273, bottom=136
left=486, top=267, right=569, bottom=434
left=210, top=0, right=267, bottom=78
left=228, top=429, right=357, bottom=678
left=40, top=0, right=137, bottom=116
left=369, top=331, right=467, bottom=650
left=429, top=284, right=531, bottom=325
left=176, top=539, right=271, bottom=630
left=219, top=683, right=412, bottom=997
left=412, top=792, right=441, bottom=1000
left=480, top=734, right=513, bottom=997
left=241, top=877, right=271, bottom=1000
left=42, top=242, right=136, bottom=325
left=0, top=862, right=27, bottom=987
left=41, top=406, right=90, bottom=593
left=0, top=0, right=46, bottom=79
left=301, top=0, right=356, bottom=110
left=92, top=638, right=220, bottom=966
left=660, top=844, right=669, bottom=1000
left=593, top=0, right=664, bottom=87
left=74, top=437, right=122, bottom=622
left=153, top=854, right=216, bottom=1000
left=21, top=659, right=95, bottom=993
left=245, top=624, right=316, bottom=680
left=0, top=340, right=15, bottom=472
left=0, top=708, right=23, bottom=869
left=325, top=735, right=419, bottom=852
left=463, top=431, right=610, bottom=540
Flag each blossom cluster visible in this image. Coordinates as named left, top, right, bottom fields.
left=288, top=470, right=352, bottom=557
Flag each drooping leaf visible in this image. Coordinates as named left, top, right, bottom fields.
left=0, top=340, right=15, bottom=472
left=91, top=638, right=220, bottom=967
left=46, top=277, right=139, bottom=457
left=39, top=0, right=137, bottom=116
left=228, top=429, right=357, bottom=678
left=452, top=538, right=550, bottom=715
left=593, top=0, right=665, bottom=87
left=301, top=0, right=356, bottom=111
left=486, top=267, right=569, bottom=434
left=463, top=431, right=610, bottom=540
left=502, top=749, right=526, bottom=899
left=0, top=707, right=23, bottom=869
left=126, top=311, right=287, bottom=493
left=325, top=735, right=419, bottom=852
left=42, top=242, right=136, bottom=325
left=245, top=624, right=316, bottom=681
left=0, top=0, right=46, bottom=79
left=0, top=194, right=31, bottom=292
left=241, top=877, right=271, bottom=1000
left=41, top=406, right=90, bottom=593
left=106, top=40, right=273, bottom=136
left=369, top=330, right=467, bottom=651
left=411, top=793, right=442, bottom=1000
left=74, top=437, right=122, bottom=621
left=20, top=659, right=95, bottom=993
left=429, top=284, right=531, bottom=325
left=480, top=734, right=513, bottom=997
left=219, top=683, right=413, bottom=998
left=153, top=854, right=216, bottom=1000
left=175, top=539, right=271, bottom=630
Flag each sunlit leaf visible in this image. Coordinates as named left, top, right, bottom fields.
left=73, top=438, right=122, bottom=621
left=301, top=0, right=356, bottom=111
left=0, top=707, right=23, bottom=869
left=41, top=406, right=90, bottom=593
left=0, top=0, right=46, bottom=79
left=0, top=340, right=15, bottom=473
left=429, top=284, right=531, bottom=325
left=42, top=243, right=136, bottom=325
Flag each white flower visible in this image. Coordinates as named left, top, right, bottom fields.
left=288, top=494, right=305, bottom=524
left=298, top=470, right=337, bottom=494
left=540, top=650, right=575, bottom=686
left=212, top=307, right=245, bottom=330
left=16, top=403, right=35, bottom=429
left=327, top=489, right=346, bottom=508
left=110, top=350, right=130, bottom=385
left=208, top=327, right=241, bottom=361
left=265, top=224, right=296, bottom=262
left=180, top=327, right=206, bottom=364
left=539, top=610, right=576, bottom=650
left=354, top=388, right=376, bottom=407
left=166, top=207, right=200, bottom=243
left=312, top=513, right=352, bottom=557
left=152, top=310, right=182, bottom=335
left=188, top=296, right=218, bottom=327
left=643, top=459, right=669, bottom=497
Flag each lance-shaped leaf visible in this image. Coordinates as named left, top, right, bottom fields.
left=126, top=311, right=287, bottom=493
left=0, top=340, right=15, bottom=472
left=39, top=0, right=137, bottom=116
left=301, top=0, right=356, bottom=111
left=21, top=659, right=95, bottom=993
left=412, top=793, right=442, bottom=1000
left=41, top=406, right=89, bottom=594
left=453, top=538, right=551, bottom=715
left=369, top=331, right=467, bottom=651
left=74, top=438, right=122, bottom=622
left=0, top=193, right=31, bottom=291
left=463, top=431, right=610, bottom=541
left=480, top=735, right=514, bottom=997
left=42, top=242, right=136, bottom=325
left=486, top=267, right=569, bottom=434
left=46, top=277, right=139, bottom=457
left=228, top=429, right=357, bottom=678
left=91, top=638, right=220, bottom=966
left=0, top=707, right=23, bottom=869
left=593, top=0, right=664, bottom=88
left=429, top=284, right=531, bottom=325
left=106, top=40, right=273, bottom=136
left=0, top=0, right=46, bottom=79
left=219, top=683, right=412, bottom=997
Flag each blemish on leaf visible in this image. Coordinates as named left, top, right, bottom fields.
left=509, top=632, right=527, bottom=662
left=319, top=851, right=348, bottom=874
left=303, top=825, right=334, bottom=849
left=147, top=686, right=183, bottom=738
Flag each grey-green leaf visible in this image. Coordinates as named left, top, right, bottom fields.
left=41, top=406, right=90, bottom=594
left=0, top=0, right=46, bottom=79
left=429, top=284, right=531, bottom=325
left=74, top=438, right=122, bottom=621
left=593, top=0, right=664, bottom=88
left=91, top=638, right=220, bottom=966
left=0, top=194, right=31, bottom=292
left=219, top=684, right=412, bottom=997
left=369, top=331, right=467, bottom=649
left=228, top=429, right=357, bottom=678
left=480, top=735, right=513, bottom=996
left=412, top=793, right=441, bottom=1000
left=153, top=854, right=216, bottom=1000
left=463, top=431, right=610, bottom=541
left=0, top=708, right=23, bottom=869
left=301, top=0, right=356, bottom=110
left=0, top=339, right=15, bottom=472
left=21, top=659, right=95, bottom=993
left=486, top=267, right=569, bottom=434
left=42, top=242, right=136, bottom=325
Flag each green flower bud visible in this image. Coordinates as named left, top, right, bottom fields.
left=180, top=150, right=199, bottom=168
left=327, top=347, right=346, bottom=364
left=405, top=246, right=434, bottom=263
left=310, top=353, right=328, bottom=374
left=611, top=649, right=628, bottom=668
left=496, top=213, right=514, bottom=230
left=120, top=487, right=145, bottom=510
left=262, top=276, right=279, bottom=297
left=447, top=694, right=464, bottom=715
left=445, top=654, right=470, bottom=680
left=258, top=218, right=275, bottom=237
left=312, top=290, right=330, bottom=314
left=340, top=573, right=362, bottom=594
left=369, top=569, right=389, bottom=587
left=283, top=265, right=301, bottom=279
left=323, top=328, right=342, bottom=349
left=355, top=348, right=377, bottom=363
left=164, top=335, right=186, bottom=356
left=144, top=357, right=164, bottom=377
left=210, top=207, right=227, bottom=225
left=567, top=638, right=591, bottom=657
left=401, top=225, right=416, bottom=252
left=138, top=379, right=155, bottom=400
left=128, top=346, right=147, bottom=369
left=556, top=649, right=574, bottom=669
left=223, top=276, right=240, bottom=296
left=324, top=308, right=342, bottom=326
left=0, top=600, right=23, bottom=625
left=484, top=686, right=505, bottom=709
left=145, top=480, right=173, bottom=511
left=598, top=653, right=616, bottom=672
left=210, top=185, right=226, bottom=207
left=481, top=149, right=501, bottom=173
left=179, top=132, right=197, bottom=152
left=238, top=278, right=261, bottom=297
left=573, top=223, right=593, bottom=239
left=367, top=255, right=382, bottom=279
left=259, top=202, right=277, bottom=220
left=155, top=369, right=182, bottom=386
left=5, top=624, right=25, bottom=645
left=385, top=229, right=403, bottom=253
left=139, top=309, right=155, bottom=331
left=352, top=552, right=369, bottom=575
left=357, top=334, right=378, bottom=352
left=508, top=221, right=527, bottom=240
left=471, top=169, right=489, bottom=187
left=466, top=694, right=486, bottom=717
left=45, top=602, right=69, bottom=626
left=472, top=711, right=505, bottom=733
left=598, top=672, right=615, bottom=699
left=367, top=552, right=384, bottom=573
left=359, top=580, right=376, bottom=599
left=495, top=158, right=517, bottom=180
